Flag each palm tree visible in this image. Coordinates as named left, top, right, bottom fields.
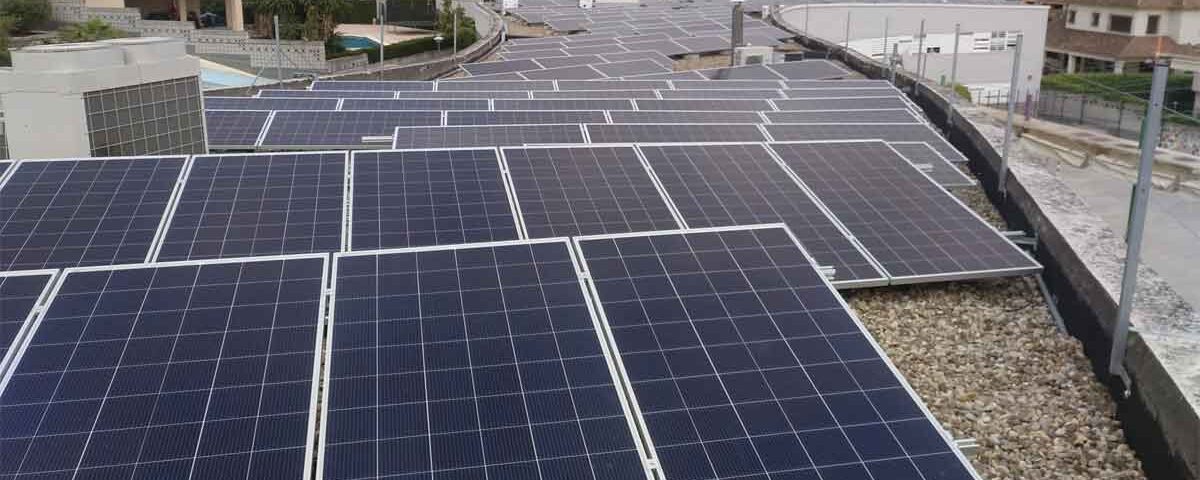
left=248, top=0, right=295, bottom=38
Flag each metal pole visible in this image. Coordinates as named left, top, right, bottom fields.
left=1109, top=59, right=1169, bottom=383
left=843, top=11, right=850, bottom=60
left=453, top=7, right=458, bottom=60
left=882, top=17, right=888, bottom=66
left=731, top=0, right=744, bottom=64
left=915, top=19, right=925, bottom=81
left=1000, top=33, right=1023, bottom=195
left=379, top=0, right=386, bottom=67
left=273, top=15, right=282, bottom=83
left=804, top=1, right=809, bottom=35
left=889, top=43, right=898, bottom=83
left=949, top=23, right=960, bottom=104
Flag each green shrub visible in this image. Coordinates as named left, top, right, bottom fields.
left=59, top=19, right=126, bottom=42
left=0, top=16, right=12, bottom=66
left=0, top=0, right=50, bottom=33
left=1041, top=72, right=1193, bottom=110
left=953, top=83, right=971, bottom=101
left=358, top=35, right=440, bottom=63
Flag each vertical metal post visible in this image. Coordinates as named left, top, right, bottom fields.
left=1117, top=101, right=1124, bottom=135
left=949, top=23, right=960, bottom=104
left=379, top=0, right=386, bottom=66
left=273, top=15, right=282, bottom=83
left=1109, top=59, right=1169, bottom=385
left=453, top=7, right=458, bottom=59
left=1000, top=33, right=1023, bottom=195
left=803, top=1, right=809, bottom=35
left=882, top=17, right=888, bottom=66
left=842, top=11, right=850, bottom=60
left=889, top=43, right=898, bottom=83
left=915, top=19, right=925, bottom=80
left=731, top=0, right=744, bottom=64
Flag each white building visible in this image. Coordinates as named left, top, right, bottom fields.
left=1046, top=0, right=1200, bottom=73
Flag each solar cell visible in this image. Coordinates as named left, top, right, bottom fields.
left=773, top=97, right=911, bottom=111
left=155, top=152, right=346, bottom=261
left=463, top=59, right=543, bottom=76
left=0, top=270, right=54, bottom=375
left=0, top=157, right=186, bottom=271
left=532, top=54, right=604, bottom=68
left=446, top=110, right=607, bottom=126
left=637, top=143, right=885, bottom=286
left=392, top=124, right=586, bottom=149
left=204, top=97, right=338, bottom=111
left=495, top=99, right=634, bottom=111
left=766, top=60, right=851, bottom=79
left=608, top=111, right=764, bottom=124
left=204, top=110, right=271, bottom=148
left=699, top=65, right=786, bottom=80
left=671, top=80, right=784, bottom=90
left=0, top=255, right=327, bottom=479
left=764, top=124, right=966, bottom=161
left=532, top=90, right=659, bottom=99
left=585, top=124, right=767, bottom=143
left=312, top=80, right=433, bottom=91
left=349, top=149, right=518, bottom=250
left=575, top=225, right=977, bottom=480
left=437, top=80, right=557, bottom=91
left=324, top=240, right=650, bottom=480
left=765, top=110, right=921, bottom=124
left=258, top=89, right=396, bottom=98
left=769, top=141, right=1040, bottom=281
left=783, top=88, right=901, bottom=98
left=888, top=142, right=976, bottom=188
left=339, top=99, right=490, bottom=111
left=502, top=145, right=681, bottom=237
left=557, top=80, right=670, bottom=90
left=593, top=59, right=671, bottom=78
left=520, top=65, right=607, bottom=80
left=635, top=99, right=774, bottom=111
left=260, top=110, right=441, bottom=149
left=658, top=89, right=784, bottom=99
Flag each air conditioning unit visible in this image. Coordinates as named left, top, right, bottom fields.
left=734, top=45, right=775, bottom=65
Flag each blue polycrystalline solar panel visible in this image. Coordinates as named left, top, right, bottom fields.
left=786, top=80, right=890, bottom=88
left=392, top=124, right=586, bottom=149
left=766, top=60, right=851, bottom=79
left=659, top=89, right=784, bottom=99
left=888, top=143, right=976, bottom=188
left=503, top=146, right=681, bottom=238
left=451, top=72, right=532, bottom=81
left=765, top=110, right=920, bottom=124
left=437, top=80, right=557, bottom=91
left=392, top=91, right=534, bottom=99
left=0, top=255, right=326, bottom=479
left=156, top=152, right=345, bottom=261
left=0, top=157, right=186, bottom=271
left=575, top=226, right=978, bottom=480
left=324, top=241, right=649, bottom=480
left=495, top=99, right=635, bottom=111
left=0, top=271, right=53, bottom=373
left=532, top=90, right=659, bottom=99
left=205, top=110, right=271, bottom=148
left=260, top=111, right=442, bottom=149
left=446, top=110, right=608, bottom=126
left=312, top=80, right=434, bottom=91
left=635, top=99, right=773, bottom=111
left=773, top=97, right=911, bottom=111
left=521, top=65, right=607, bottom=80
left=764, top=124, right=966, bottom=162
left=340, top=99, right=491, bottom=111
left=671, top=80, right=783, bottom=90
left=783, top=88, right=900, bottom=98
left=204, top=97, right=339, bottom=111
left=638, top=144, right=885, bottom=287
left=462, top=59, right=544, bottom=76
left=626, top=71, right=708, bottom=80
left=585, top=124, right=767, bottom=143
left=498, top=49, right=567, bottom=60
left=769, top=141, right=1040, bottom=281
left=556, top=80, right=670, bottom=90
left=258, top=89, right=397, bottom=98
left=350, top=149, right=519, bottom=250
left=592, top=60, right=671, bottom=78
left=699, top=65, right=786, bottom=80
left=609, top=111, right=764, bottom=124
left=530, top=54, right=604, bottom=68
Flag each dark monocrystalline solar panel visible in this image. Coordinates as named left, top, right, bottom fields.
left=599, top=50, right=675, bottom=68
left=773, top=97, right=910, bottom=111
left=593, top=59, right=671, bottom=78
left=0, top=157, right=185, bottom=271
left=533, top=54, right=604, bottom=68
left=671, top=80, right=783, bottom=90
left=521, top=65, right=607, bottom=80
left=576, top=226, right=976, bottom=480
left=561, top=45, right=628, bottom=56
left=340, top=98, right=490, bottom=111
left=626, top=71, right=708, bottom=80
left=312, top=80, right=433, bottom=91
left=452, top=72, right=531, bottom=81
left=503, top=41, right=566, bottom=52
left=673, top=36, right=731, bottom=53
left=503, top=146, right=680, bottom=237
left=436, top=80, right=557, bottom=91
left=620, top=40, right=688, bottom=56
left=258, top=89, right=396, bottom=98
left=766, top=110, right=920, bottom=124
left=0, top=271, right=52, bottom=371
left=0, top=255, right=326, bottom=479
left=499, top=48, right=568, bottom=59
left=699, top=65, right=786, bottom=80
left=495, top=99, right=634, bottom=111
left=557, top=80, right=670, bottom=90
left=463, top=58, right=543, bottom=76
left=156, top=152, right=345, bottom=261
left=638, top=143, right=885, bottom=286
left=609, top=111, right=764, bottom=124
left=888, top=142, right=976, bottom=188
left=350, top=149, right=518, bottom=250
left=585, top=124, right=766, bottom=143
left=764, top=124, right=966, bottom=161
left=447, top=110, right=607, bottom=126
left=770, top=141, right=1040, bottom=281
left=768, top=60, right=851, bottom=79
left=615, top=32, right=670, bottom=43
left=391, top=90, right=533, bottom=99
left=204, top=97, right=338, bottom=111
left=532, top=90, right=658, bottom=99
left=204, top=110, right=270, bottom=148
left=634, top=99, right=773, bottom=111
left=784, top=88, right=900, bottom=98
left=260, top=110, right=441, bottom=148
left=659, top=89, right=784, bottom=99
left=325, top=241, right=647, bottom=480
left=393, top=124, right=585, bottom=149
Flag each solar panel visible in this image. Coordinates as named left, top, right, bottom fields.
left=437, top=80, right=557, bottom=91
left=765, top=110, right=921, bottom=124
left=766, top=60, right=851, bottom=80
left=594, top=59, right=672, bottom=78
left=783, top=88, right=900, bottom=98
left=0, top=157, right=185, bottom=271
left=786, top=80, right=891, bottom=88
left=574, top=225, right=977, bottom=480
left=312, top=80, right=433, bottom=91
left=392, top=91, right=534, bottom=99
left=561, top=45, right=628, bottom=56
left=521, top=65, right=607, bottom=80
left=609, top=111, right=765, bottom=124
left=699, top=65, right=786, bottom=80
left=260, top=111, right=441, bottom=149
left=888, top=142, right=976, bottom=188
left=339, top=99, right=490, bottom=111
left=673, top=36, right=731, bottom=53
left=495, top=99, right=634, bottom=111
left=533, top=90, right=659, bottom=99
left=557, top=80, right=670, bottom=90
left=598, top=51, right=675, bottom=68
left=0, top=254, right=327, bottom=479
left=634, top=99, right=773, bottom=111
left=349, top=149, right=519, bottom=250
left=258, top=89, right=396, bottom=98
left=585, top=124, right=766, bottom=143
left=499, top=48, right=568, bottom=59
left=764, top=124, right=966, bottom=161
left=392, top=124, right=586, bottom=149
left=626, top=71, right=708, bottom=80
left=615, top=32, right=671, bottom=43
left=769, top=141, right=1040, bottom=281
left=502, top=146, right=681, bottom=237
left=447, top=110, right=607, bottom=126
left=324, top=240, right=650, bottom=480
left=659, top=89, right=784, bottom=99
left=204, top=97, right=338, bottom=111
left=637, top=143, right=886, bottom=286
left=620, top=40, right=688, bottom=56
left=463, top=59, right=544, bottom=76
left=0, top=270, right=54, bottom=374
left=533, top=54, right=604, bottom=68
left=672, top=80, right=784, bottom=90
left=503, top=41, right=566, bottom=52
left=155, top=152, right=346, bottom=261
left=204, top=110, right=271, bottom=148
left=773, top=97, right=911, bottom=111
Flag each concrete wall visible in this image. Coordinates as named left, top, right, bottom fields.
left=778, top=3, right=1047, bottom=95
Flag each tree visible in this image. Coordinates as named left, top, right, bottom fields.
left=436, top=0, right=474, bottom=49
left=247, top=0, right=296, bottom=38
left=60, top=19, right=126, bottom=42
left=0, top=16, right=13, bottom=66
left=0, top=0, right=50, bottom=33
left=246, top=0, right=346, bottom=41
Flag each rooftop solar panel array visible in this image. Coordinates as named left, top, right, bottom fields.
left=259, top=110, right=442, bottom=149
left=764, top=124, right=966, bottom=161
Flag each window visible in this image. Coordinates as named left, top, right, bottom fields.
left=926, top=46, right=941, bottom=53
left=1147, top=14, right=1160, bottom=34
left=1110, top=14, right=1133, bottom=33
left=1069, top=9, right=1076, bottom=24
left=1092, top=12, right=1101, bottom=26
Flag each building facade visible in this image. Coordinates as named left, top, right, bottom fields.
left=1046, top=0, right=1200, bottom=73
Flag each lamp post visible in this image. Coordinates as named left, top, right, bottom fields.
left=435, top=35, right=444, bottom=51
